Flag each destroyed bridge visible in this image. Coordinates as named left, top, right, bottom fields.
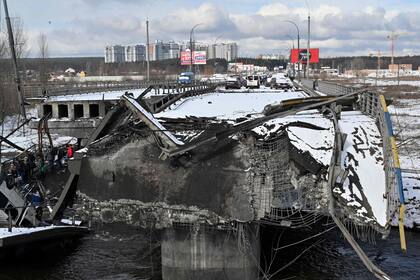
left=40, top=79, right=404, bottom=280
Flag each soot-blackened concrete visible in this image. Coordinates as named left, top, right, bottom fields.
left=78, top=136, right=255, bottom=222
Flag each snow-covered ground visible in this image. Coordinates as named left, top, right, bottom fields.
left=354, top=78, right=420, bottom=87
left=0, top=224, right=86, bottom=239
left=389, top=99, right=420, bottom=228
left=0, top=108, right=76, bottom=159
left=45, top=88, right=147, bottom=102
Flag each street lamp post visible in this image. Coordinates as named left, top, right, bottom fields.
left=305, top=0, right=311, bottom=79
left=284, top=20, right=300, bottom=82
left=307, top=14, right=311, bottom=78
left=189, top=23, right=203, bottom=75
left=286, top=35, right=295, bottom=77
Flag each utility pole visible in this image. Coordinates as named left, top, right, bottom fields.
left=3, top=0, right=26, bottom=119
left=284, top=20, right=300, bottom=82
left=146, top=19, right=150, bottom=82
left=189, top=24, right=202, bottom=75
left=387, top=32, right=400, bottom=66
left=307, top=14, right=311, bottom=78
left=286, top=35, right=295, bottom=77
left=370, top=50, right=381, bottom=87
left=189, top=31, right=193, bottom=73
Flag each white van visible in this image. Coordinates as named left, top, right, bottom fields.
left=246, top=75, right=260, bottom=89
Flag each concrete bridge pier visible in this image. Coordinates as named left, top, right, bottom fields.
left=161, top=223, right=260, bottom=280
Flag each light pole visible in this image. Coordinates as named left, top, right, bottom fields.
left=189, top=23, right=203, bottom=75
left=286, top=35, right=295, bottom=77
left=146, top=19, right=150, bottom=81
left=283, top=20, right=300, bottom=82
left=305, top=0, right=311, bottom=78
left=214, top=35, right=223, bottom=45
left=369, top=51, right=382, bottom=87
left=286, top=35, right=295, bottom=49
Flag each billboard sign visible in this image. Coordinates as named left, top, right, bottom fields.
left=180, top=51, right=207, bottom=65
left=290, top=48, right=319, bottom=64
left=193, top=51, right=206, bottom=65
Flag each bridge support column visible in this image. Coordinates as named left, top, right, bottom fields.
left=161, top=223, right=260, bottom=280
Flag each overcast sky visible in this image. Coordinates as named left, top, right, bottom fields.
left=2, top=0, right=420, bottom=58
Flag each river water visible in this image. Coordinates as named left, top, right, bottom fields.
left=0, top=224, right=418, bottom=280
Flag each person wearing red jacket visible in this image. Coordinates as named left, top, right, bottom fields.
left=67, top=144, right=74, bottom=159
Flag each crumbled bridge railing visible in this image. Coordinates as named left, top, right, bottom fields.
left=312, top=79, right=403, bottom=233
left=356, top=91, right=401, bottom=228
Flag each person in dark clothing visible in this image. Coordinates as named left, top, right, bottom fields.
left=45, top=149, right=53, bottom=172
left=57, top=148, right=65, bottom=169
left=22, top=158, right=31, bottom=184
left=51, top=147, right=58, bottom=171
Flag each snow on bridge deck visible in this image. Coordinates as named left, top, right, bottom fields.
left=153, top=88, right=389, bottom=227
left=45, top=88, right=148, bottom=102
left=155, top=90, right=307, bottom=120
left=335, top=111, right=387, bottom=227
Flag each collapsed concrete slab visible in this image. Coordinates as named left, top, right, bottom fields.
left=49, top=86, right=398, bottom=280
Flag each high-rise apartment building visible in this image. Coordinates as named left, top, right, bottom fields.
left=105, top=45, right=125, bottom=63
left=105, top=41, right=237, bottom=63
left=208, top=43, right=238, bottom=61
left=125, top=45, right=146, bottom=62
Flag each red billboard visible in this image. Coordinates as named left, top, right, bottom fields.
left=290, top=48, right=319, bottom=64
left=180, top=51, right=207, bottom=65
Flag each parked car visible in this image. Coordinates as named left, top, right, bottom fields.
left=225, top=76, right=242, bottom=89
left=270, top=73, right=293, bottom=89
left=201, top=74, right=227, bottom=84
left=246, top=75, right=260, bottom=89
left=178, top=72, right=195, bottom=84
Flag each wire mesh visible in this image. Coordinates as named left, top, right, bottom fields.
left=246, top=133, right=327, bottom=228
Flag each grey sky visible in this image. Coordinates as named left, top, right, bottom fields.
left=2, top=0, right=420, bottom=57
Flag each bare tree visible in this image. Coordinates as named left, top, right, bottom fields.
left=351, top=57, right=366, bottom=77
left=0, top=17, right=27, bottom=115
left=11, top=17, right=29, bottom=59
left=0, top=35, right=7, bottom=117
left=0, top=36, right=7, bottom=58
left=38, top=33, right=49, bottom=92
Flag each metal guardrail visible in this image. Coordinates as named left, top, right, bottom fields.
left=150, top=83, right=217, bottom=113
left=22, top=80, right=222, bottom=98
left=301, top=79, right=358, bottom=96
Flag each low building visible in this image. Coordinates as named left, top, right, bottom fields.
left=389, top=64, right=412, bottom=72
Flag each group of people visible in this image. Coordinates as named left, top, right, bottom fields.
left=43, top=144, right=75, bottom=175
left=1, top=144, right=75, bottom=190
